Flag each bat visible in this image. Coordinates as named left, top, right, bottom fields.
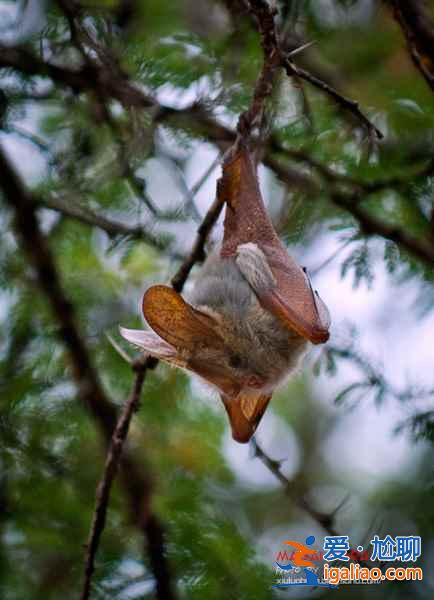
left=120, top=143, right=330, bottom=443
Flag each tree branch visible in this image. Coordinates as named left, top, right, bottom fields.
left=282, top=59, right=383, bottom=139
left=0, top=43, right=152, bottom=108
left=236, top=0, right=281, bottom=139
left=385, top=0, right=434, bottom=91
left=331, top=191, right=434, bottom=264
left=80, top=147, right=229, bottom=596
left=251, top=438, right=340, bottom=536
left=269, top=138, right=434, bottom=192
left=245, top=0, right=382, bottom=139
left=39, top=195, right=173, bottom=252
left=272, top=154, right=434, bottom=264
left=171, top=193, right=224, bottom=291
left=81, top=360, right=155, bottom=600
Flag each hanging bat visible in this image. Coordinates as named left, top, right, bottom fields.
left=120, top=144, right=330, bottom=443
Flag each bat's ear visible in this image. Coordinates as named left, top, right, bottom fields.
left=142, top=285, right=223, bottom=351
left=221, top=391, right=272, bottom=443
left=119, top=326, right=180, bottom=361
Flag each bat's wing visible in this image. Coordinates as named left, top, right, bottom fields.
left=219, top=145, right=330, bottom=344
left=221, top=390, right=272, bottom=443
left=220, top=145, right=277, bottom=258
left=259, top=245, right=330, bottom=344
left=236, top=242, right=330, bottom=344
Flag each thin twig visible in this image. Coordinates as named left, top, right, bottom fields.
left=245, top=0, right=382, bottom=139
left=385, top=0, right=434, bottom=91
left=162, top=152, right=222, bottom=228
left=40, top=195, right=172, bottom=251
left=7, top=125, right=51, bottom=154
left=189, top=152, right=222, bottom=198
left=283, top=59, right=383, bottom=139
left=81, top=363, right=149, bottom=600
left=331, top=191, right=434, bottom=265
left=310, top=238, right=354, bottom=276
left=251, top=438, right=339, bottom=536
left=157, top=153, right=202, bottom=223
left=171, top=193, right=225, bottom=291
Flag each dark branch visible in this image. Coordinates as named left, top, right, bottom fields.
left=39, top=195, right=173, bottom=252
left=81, top=361, right=151, bottom=600
left=331, top=191, right=434, bottom=264
left=385, top=0, right=434, bottom=91
left=251, top=438, right=339, bottom=536
left=236, top=0, right=281, bottom=139
left=0, top=148, right=116, bottom=428
left=0, top=44, right=152, bottom=108
left=282, top=59, right=383, bottom=139
left=245, top=0, right=382, bottom=139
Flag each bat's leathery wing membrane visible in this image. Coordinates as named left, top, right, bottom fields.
left=220, top=146, right=278, bottom=257
left=259, top=248, right=330, bottom=344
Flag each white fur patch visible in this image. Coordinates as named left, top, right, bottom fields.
left=236, top=242, right=276, bottom=291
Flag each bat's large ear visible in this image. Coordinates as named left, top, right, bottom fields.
left=221, top=391, right=272, bottom=443
left=142, top=285, right=223, bottom=351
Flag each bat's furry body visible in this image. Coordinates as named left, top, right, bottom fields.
left=189, top=245, right=309, bottom=393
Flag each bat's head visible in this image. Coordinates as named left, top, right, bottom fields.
left=120, top=284, right=307, bottom=442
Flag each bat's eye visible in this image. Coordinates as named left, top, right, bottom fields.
left=229, top=353, right=243, bottom=369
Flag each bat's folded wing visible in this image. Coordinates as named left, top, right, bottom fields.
left=258, top=253, right=330, bottom=344
left=235, top=242, right=330, bottom=344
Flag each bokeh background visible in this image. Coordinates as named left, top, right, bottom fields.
left=1, top=0, right=434, bottom=598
